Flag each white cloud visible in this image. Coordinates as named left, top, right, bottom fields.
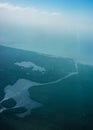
left=0, top=2, right=93, bottom=33
left=51, top=12, right=60, bottom=16
left=0, top=2, right=23, bottom=11
left=0, top=2, right=39, bottom=13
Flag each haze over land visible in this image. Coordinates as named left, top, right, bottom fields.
left=0, top=0, right=93, bottom=65
left=0, top=45, right=93, bottom=130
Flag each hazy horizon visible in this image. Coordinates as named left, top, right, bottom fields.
left=0, top=0, right=93, bottom=65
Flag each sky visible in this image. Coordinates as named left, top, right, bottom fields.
left=0, top=0, right=93, bottom=11
left=0, top=0, right=93, bottom=65
left=0, top=0, right=93, bottom=31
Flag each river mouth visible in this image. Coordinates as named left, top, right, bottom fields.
left=0, top=79, right=42, bottom=117
left=0, top=60, right=78, bottom=117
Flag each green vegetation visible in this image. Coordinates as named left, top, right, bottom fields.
left=0, top=45, right=93, bottom=130
left=0, top=45, right=75, bottom=100
left=1, top=98, right=16, bottom=108
left=3, top=107, right=27, bottom=115
left=28, top=64, right=93, bottom=130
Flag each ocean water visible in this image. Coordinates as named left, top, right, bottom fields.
left=0, top=24, right=93, bottom=65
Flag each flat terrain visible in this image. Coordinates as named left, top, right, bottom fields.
left=0, top=45, right=93, bottom=130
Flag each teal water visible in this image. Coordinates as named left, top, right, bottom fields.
left=0, top=24, right=93, bottom=65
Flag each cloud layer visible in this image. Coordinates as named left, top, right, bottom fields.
left=0, top=2, right=93, bottom=33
